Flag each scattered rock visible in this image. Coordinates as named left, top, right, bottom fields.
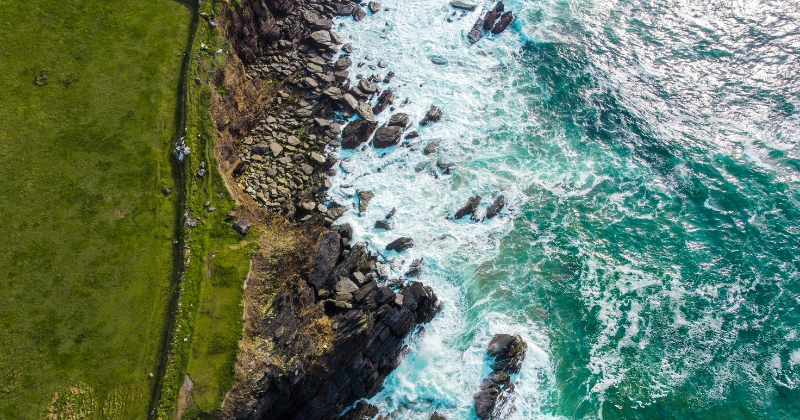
left=468, top=18, right=485, bottom=44
left=487, top=334, right=527, bottom=373
left=373, top=126, right=402, bottom=148
left=387, top=113, right=410, bottom=129
left=352, top=4, right=367, bottom=21
left=450, top=1, right=477, bottom=11
left=405, top=130, right=419, bottom=139
left=420, top=105, right=443, bottom=125
left=491, top=12, right=514, bottom=34
left=386, top=237, right=414, bottom=252
left=233, top=218, right=251, bottom=235
left=424, top=140, right=440, bottom=155
left=483, top=2, right=505, bottom=31
left=357, top=190, right=375, bottom=214
left=455, top=195, right=481, bottom=220
left=385, top=208, right=396, bottom=219
left=485, top=196, right=505, bottom=219
left=405, top=258, right=423, bottom=277
left=372, top=89, right=396, bottom=115
left=368, top=1, right=381, bottom=14
left=374, top=220, right=392, bottom=230
left=342, top=119, right=379, bottom=149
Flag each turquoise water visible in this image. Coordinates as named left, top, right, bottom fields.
left=329, top=0, right=800, bottom=418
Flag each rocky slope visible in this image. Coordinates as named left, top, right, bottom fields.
left=202, top=0, right=442, bottom=419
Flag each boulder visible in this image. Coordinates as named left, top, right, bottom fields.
left=450, top=1, right=477, bottom=11
left=342, top=93, right=360, bottom=112
left=487, top=334, right=527, bottom=373
left=483, top=2, right=505, bottom=30
left=373, top=126, right=402, bottom=148
left=334, top=55, right=352, bottom=70
left=430, top=414, right=448, bottom=420
left=352, top=4, right=367, bottom=21
left=342, top=119, right=379, bottom=149
left=323, top=86, right=344, bottom=100
left=473, top=373, right=513, bottom=420
left=424, top=140, right=440, bottom=155
left=356, top=101, right=376, bottom=122
left=405, top=130, right=420, bottom=139
left=336, top=3, right=354, bottom=16
left=491, top=12, right=514, bottom=34
left=405, top=258, right=423, bottom=277
left=233, top=219, right=251, bottom=235
left=485, top=196, right=505, bottom=219
left=386, top=237, right=414, bottom=252
left=357, top=190, right=375, bottom=214
left=374, top=220, right=392, bottom=230
left=387, top=113, right=410, bottom=129
left=368, top=1, right=381, bottom=13
left=455, top=195, right=481, bottom=219
left=468, top=18, right=485, bottom=44
left=372, top=90, right=396, bottom=115
left=308, top=30, right=332, bottom=48
left=420, top=105, right=443, bottom=125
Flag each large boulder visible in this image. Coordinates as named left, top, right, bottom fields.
left=483, top=2, right=505, bottom=30
left=308, top=30, right=332, bottom=48
left=357, top=190, right=375, bottom=214
left=468, top=18, right=485, bottom=44
left=342, top=119, right=379, bottom=149
left=455, top=195, right=481, bottom=220
left=487, top=334, right=527, bottom=373
left=373, top=126, right=402, bottom=148
left=491, top=12, right=514, bottom=34
left=473, top=371, right=513, bottom=420
left=372, top=90, right=396, bottom=115
left=420, top=105, right=443, bottom=125
left=387, top=113, right=410, bottom=129
left=386, top=237, right=414, bottom=252
left=485, top=195, right=505, bottom=219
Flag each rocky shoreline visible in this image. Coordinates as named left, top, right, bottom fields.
left=203, top=0, right=520, bottom=418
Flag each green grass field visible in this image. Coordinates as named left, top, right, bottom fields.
left=0, top=0, right=191, bottom=417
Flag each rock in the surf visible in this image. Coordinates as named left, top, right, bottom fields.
left=387, top=113, right=410, bottom=129
left=485, top=195, right=506, bottom=219
left=487, top=333, right=527, bottom=373
left=491, top=12, right=514, bottom=34
left=468, top=18, right=485, bottom=44
left=386, top=237, right=414, bottom=252
left=357, top=190, right=375, bottom=214
left=483, top=2, right=505, bottom=30
left=420, top=105, right=443, bottom=125
left=373, top=126, right=402, bottom=148
left=342, top=119, right=378, bottom=149
left=455, top=195, right=481, bottom=219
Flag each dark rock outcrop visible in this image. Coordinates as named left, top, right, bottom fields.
left=487, top=334, right=527, bottom=373
left=455, top=196, right=481, bottom=220
left=424, top=140, right=440, bottom=155
left=420, top=105, right=443, bottom=125
left=225, top=229, right=439, bottom=420
left=468, top=18, right=485, bottom=44
left=372, top=90, right=396, bottom=115
left=483, top=2, right=505, bottom=31
left=342, top=119, right=379, bottom=149
left=473, top=334, right=527, bottom=420
left=386, top=237, right=414, bottom=252
left=373, top=126, right=402, bottom=148
left=491, top=12, right=514, bottom=34
left=357, top=190, right=375, bottom=214
left=234, top=218, right=252, bottom=234
left=339, top=401, right=379, bottom=420
left=485, top=195, right=505, bottom=219
left=387, top=113, right=410, bottom=129
left=450, top=1, right=477, bottom=11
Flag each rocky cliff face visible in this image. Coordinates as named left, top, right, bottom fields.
left=222, top=228, right=440, bottom=420
left=211, top=1, right=442, bottom=418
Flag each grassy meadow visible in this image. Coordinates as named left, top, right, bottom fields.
left=0, top=0, right=191, bottom=417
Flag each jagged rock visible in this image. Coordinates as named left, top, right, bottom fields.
left=387, top=113, right=410, bottom=129
left=336, top=3, right=354, bottom=16
left=303, top=10, right=332, bottom=30
left=357, top=78, right=378, bottom=95
left=468, top=18, right=485, bottom=44
left=373, top=126, right=402, bottom=148
left=324, top=86, right=344, bottom=100
left=357, top=190, right=375, bottom=214
left=374, top=220, right=391, bottom=230
left=339, top=401, right=379, bottom=420
left=342, top=119, right=379, bottom=149
left=308, top=231, right=342, bottom=291
left=386, top=237, right=414, bottom=252
left=430, top=413, right=448, bottom=420
left=405, top=258, right=423, bottom=277
left=308, top=30, right=332, bottom=48
left=450, top=1, right=477, bottom=11
left=356, top=101, right=376, bottom=122
left=405, top=130, right=419, bottom=139
left=473, top=373, right=513, bottom=420
left=491, top=12, right=514, bottom=34
left=483, top=2, right=505, bottom=30
left=382, top=71, right=395, bottom=83
left=420, top=105, right=442, bottom=125
left=424, top=140, right=440, bottom=155
left=368, top=1, right=381, bottom=13
left=342, top=43, right=354, bottom=53
left=455, top=195, right=481, bottom=219
left=352, top=4, right=367, bottom=21
left=487, top=334, right=527, bottom=373
left=233, top=218, right=251, bottom=235
left=385, top=208, right=396, bottom=219
left=342, top=93, right=360, bottom=112
left=372, top=90, right=395, bottom=115
left=334, top=55, right=352, bottom=70
left=485, top=196, right=505, bottom=219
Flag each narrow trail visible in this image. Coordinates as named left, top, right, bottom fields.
left=148, top=2, right=198, bottom=417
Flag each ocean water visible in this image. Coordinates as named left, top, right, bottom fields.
left=328, top=0, right=800, bottom=419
